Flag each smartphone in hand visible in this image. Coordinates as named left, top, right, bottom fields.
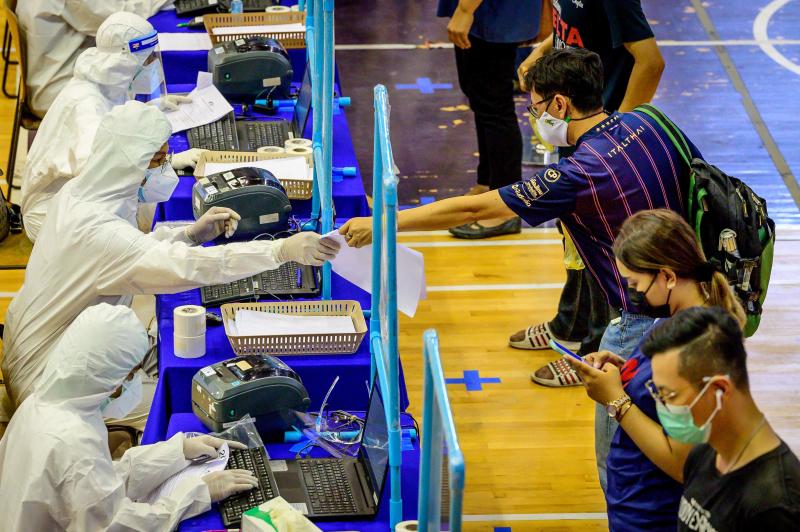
left=549, top=339, right=587, bottom=364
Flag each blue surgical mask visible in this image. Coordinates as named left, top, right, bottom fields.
left=100, top=372, right=143, bottom=420
left=138, top=163, right=179, bottom=203
left=655, top=378, right=723, bottom=444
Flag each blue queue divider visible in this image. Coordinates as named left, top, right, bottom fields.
left=419, top=330, right=465, bottom=532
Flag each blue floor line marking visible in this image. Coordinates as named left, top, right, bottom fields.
left=446, top=370, right=502, bottom=391
left=494, top=528, right=512, bottom=532
left=395, top=77, right=453, bottom=94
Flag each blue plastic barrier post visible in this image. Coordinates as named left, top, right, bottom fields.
left=305, top=0, right=319, bottom=230
left=370, top=85, right=403, bottom=529
left=319, top=0, right=335, bottom=299
left=418, top=330, right=465, bottom=532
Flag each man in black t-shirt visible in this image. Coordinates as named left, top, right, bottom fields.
left=642, top=308, right=800, bottom=531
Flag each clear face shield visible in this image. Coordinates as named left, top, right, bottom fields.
left=126, top=31, right=169, bottom=107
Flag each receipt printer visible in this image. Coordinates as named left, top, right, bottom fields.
left=192, top=167, right=291, bottom=239
left=192, top=354, right=310, bottom=435
left=208, top=36, right=293, bottom=102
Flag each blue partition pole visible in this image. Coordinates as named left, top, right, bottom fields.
left=319, top=0, right=335, bottom=299
left=306, top=0, right=320, bottom=230
left=369, top=96, right=384, bottom=385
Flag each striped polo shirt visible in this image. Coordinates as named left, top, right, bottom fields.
left=499, top=111, right=702, bottom=312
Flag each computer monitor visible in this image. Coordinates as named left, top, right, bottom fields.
left=361, top=380, right=389, bottom=502
left=292, top=63, right=313, bottom=138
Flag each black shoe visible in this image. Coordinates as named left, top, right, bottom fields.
left=448, top=217, right=522, bottom=239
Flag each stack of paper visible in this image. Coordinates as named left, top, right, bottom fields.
left=142, top=442, right=230, bottom=503
left=211, top=23, right=306, bottom=35
left=324, top=232, right=426, bottom=318
left=163, top=72, right=233, bottom=133
left=158, top=33, right=213, bottom=51
left=202, top=156, right=312, bottom=181
left=231, top=310, right=356, bottom=336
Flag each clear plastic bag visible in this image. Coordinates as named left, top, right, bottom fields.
left=187, top=414, right=266, bottom=454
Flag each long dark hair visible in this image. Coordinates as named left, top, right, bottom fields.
left=613, top=209, right=746, bottom=327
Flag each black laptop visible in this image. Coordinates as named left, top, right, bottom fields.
left=271, top=379, right=389, bottom=519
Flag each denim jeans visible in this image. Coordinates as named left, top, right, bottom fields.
left=594, top=311, right=655, bottom=493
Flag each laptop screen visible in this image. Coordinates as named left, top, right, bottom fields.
left=292, top=64, right=312, bottom=137
left=361, top=380, right=389, bottom=503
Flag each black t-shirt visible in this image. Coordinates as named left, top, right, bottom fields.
left=550, top=0, right=654, bottom=111
left=679, top=441, right=800, bottom=531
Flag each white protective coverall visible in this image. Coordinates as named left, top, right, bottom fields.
left=21, top=12, right=186, bottom=242
left=16, top=0, right=174, bottom=117
left=2, top=101, right=293, bottom=408
left=0, top=303, right=213, bottom=531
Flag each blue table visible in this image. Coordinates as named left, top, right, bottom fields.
left=164, top=413, right=420, bottom=531
left=164, top=87, right=369, bottom=222
left=141, top=272, right=410, bottom=444
left=150, top=6, right=307, bottom=87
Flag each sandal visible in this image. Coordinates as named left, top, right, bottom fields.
left=530, top=357, right=583, bottom=387
left=509, top=322, right=581, bottom=351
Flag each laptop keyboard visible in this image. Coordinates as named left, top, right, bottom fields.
left=175, top=0, right=218, bottom=17
left=243, top=121, right=290, bottom=151
left=188, top=113, right=240, bottom=152
left=219, top=447, right=279, bottom=526
left=201, top=277, right=254, bottom=306
left=299, top=459, right=358, bottom=515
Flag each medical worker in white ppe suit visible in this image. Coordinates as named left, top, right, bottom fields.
left=20, top=12, right=204, bottom=242
left=2, top=100, right=340, bottom=415
left=17, top=0, right=175, bottom=117
left=0, top=303, right=260, bottom=531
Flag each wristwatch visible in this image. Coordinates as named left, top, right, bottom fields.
left=606, top=394, right=632, bottom=421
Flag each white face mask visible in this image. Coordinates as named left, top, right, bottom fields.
left=129, top=58, right=164, bottom=96
left=138, top=163, right=179, bottom=204
left=536, top=111, right=571, bottom=147
left=100, top=372, right=143, bottom=420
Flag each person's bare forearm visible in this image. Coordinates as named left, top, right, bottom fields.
left=457, top=0, right=482, bottom=14
left=618, top=406, right=691, bottom=481
left=397, top=191, right=515, bottom=232
left=619, top=40, right=665, bottom=111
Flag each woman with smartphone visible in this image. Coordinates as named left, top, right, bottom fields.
left=564, top=209, right=745, bottom=532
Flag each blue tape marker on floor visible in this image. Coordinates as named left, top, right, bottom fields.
left=395, top=77, right=452, bottom=94
left=445, top=370, right=501, bottom=391
left=419, top=196, right=435, bottom=205
left=494, top=527, right=512, bottom=532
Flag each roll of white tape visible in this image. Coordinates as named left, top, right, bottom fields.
left=394, top=521, right=419, bottom=532
left=286, top=146, right=313, bottom=157
left=284, top=137, right=312, bottom=149
left=174, top=305, right=206, bottom=337
left=257, top=145, right=286, bottom=155
left=266, top=5, right=291, bottom=12
left=174, top=333, right=206, bottom=359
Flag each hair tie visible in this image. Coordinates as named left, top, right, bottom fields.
left=694, top=261, right=718, bottom=282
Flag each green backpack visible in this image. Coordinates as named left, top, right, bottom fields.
left=635, top=104, right=775, bottom=337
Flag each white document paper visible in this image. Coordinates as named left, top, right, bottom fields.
left=324, top=231, right=426, bottom=318
left=211, top=23, right=306, bottom=36
left=232, top=310, right=356, bottom=336
left=157, top=32, right=213, bottom=51
left=202, top=156, right=312, bottom=181
left=142, top=442, right=230, bottom=504
left=196, top=71, right=214, bottom=89
left=163, top=74, right=234, bottom=133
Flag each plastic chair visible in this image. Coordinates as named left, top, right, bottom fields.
left=2, top=0, right=19, bottom=99
left=2, top=4, right=40, bottom=201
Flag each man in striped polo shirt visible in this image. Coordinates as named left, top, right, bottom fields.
left=339, top=47, right=701, bottom=489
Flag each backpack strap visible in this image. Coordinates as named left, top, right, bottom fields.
left=635, top=103, right=697, bottom=217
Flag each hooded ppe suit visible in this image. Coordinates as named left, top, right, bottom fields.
left=0, top=304, right=213, bottom=531
left=21, top=12, right=192, bottom=242
left=2, top=101, right=293, bottom=408
left=16, top=0, right=173, bottom=117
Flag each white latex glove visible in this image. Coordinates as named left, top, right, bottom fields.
left=183, top=434, right=247, bottom=461
left=202, top=469, right=259, bottom=502
left=151, top=94, right=193, bottom=112
left=171, top=148, right=208, bottom=170
left=275, top=232, right=341, bottom=266
left=186, top=207, right=242, bottom=243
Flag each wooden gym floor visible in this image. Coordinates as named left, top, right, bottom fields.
left=2, top=3, right=800, bottom=531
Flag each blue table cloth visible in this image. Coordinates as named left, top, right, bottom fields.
left=163, top=413, right=420, bottom=531
left=141, top=271, right=410, bottom=444
left=164, top=89, right=369, bottom=222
